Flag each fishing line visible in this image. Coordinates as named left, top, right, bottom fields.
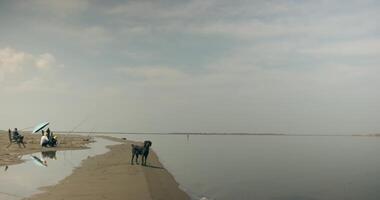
left=0, top=190, right=26, bottom=199
left=62, top=114, right=97, bottom=168
left=69, top=116, right=91, bottom=133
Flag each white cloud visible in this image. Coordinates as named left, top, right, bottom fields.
left=0, top=48, right=31, bottom=74
left=0, top=47, right=64, bottom=92
left=0, top=48, right=59, bottom=72
left=35, top=53, right=61, bottom=69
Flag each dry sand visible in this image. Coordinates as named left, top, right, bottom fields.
left=0, top=130, right=92, bottom=166
left=25, top=137, right=190, bottom=200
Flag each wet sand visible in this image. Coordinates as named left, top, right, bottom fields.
left=26, top=137, right=190, bottom=200
left=0, top=131, right=92, bottom=166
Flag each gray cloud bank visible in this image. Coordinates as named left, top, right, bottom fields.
left=0, top=0, right=379, bottom=134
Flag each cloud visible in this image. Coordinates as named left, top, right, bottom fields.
left=0, top=47, right=64, bottom=92
left=0, top=48, right=29, bottom=74
left=1, top=0, right=379, bottom=133
left=117, top=66, right=187, bottom=80
left=35, top=53, right=61, bottom=69
left=0, top=47, right=59, bottom=72
left=302, top=39, right=380, bottom=57
left=38, top=24, right=112, bottom=46
left=32, top=0, right=89, bottom=15
left=105, top=0, right=379, bottom=42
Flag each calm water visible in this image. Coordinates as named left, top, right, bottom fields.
left=104, top=134, right=380, bottom=200
left=0, top=138, right=119, bottom=199
left=2, top=134, right=379, bottom=200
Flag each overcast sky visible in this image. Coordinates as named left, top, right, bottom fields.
left=0, top=0, right=379, bottom=134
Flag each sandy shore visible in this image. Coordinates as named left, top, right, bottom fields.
left=25, top=136, right=190, bottom=200
left=0, top=130, right=92, bottom=166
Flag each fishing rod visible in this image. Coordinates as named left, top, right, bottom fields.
left=20, top=126, right=33, bottom=131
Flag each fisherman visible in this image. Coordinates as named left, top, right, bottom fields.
left=40, top=132, right=49, bottom=147
left=46, top=128, right=51, bottom=141
left=7, top=128, right=25, bottom=148
left=9, top=128, right=25, bottom=148
left=50, top=133, right=58, bottom=147
left=8, top=129, right=11, bottom=141
left=12, top=128, right=24, bottom=143
left=47, top=130, right=57, bottom=147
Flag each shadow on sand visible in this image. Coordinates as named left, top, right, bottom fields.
left=143, top=164, right=164, bottom=169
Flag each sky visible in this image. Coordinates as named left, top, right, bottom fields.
left=0, top=0, right=379, bottom=134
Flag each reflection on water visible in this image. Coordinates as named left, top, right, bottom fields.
left=41, top=151, right=57, bottom=160
left=0, top=138, right=119, bottom=200
left=103, top=134, right=380, bottom=200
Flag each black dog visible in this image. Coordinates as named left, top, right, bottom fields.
left=131, top=140, right=152, bottom=165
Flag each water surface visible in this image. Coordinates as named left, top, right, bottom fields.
left=0, top=138, right=119, bottom=199
left=104, top=134, right=380, bottom=200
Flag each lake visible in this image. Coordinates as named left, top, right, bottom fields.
left=105, top=134, right=380, bottom=200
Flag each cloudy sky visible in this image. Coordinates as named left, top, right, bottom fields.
left=0, top=0, right=379, bottom=134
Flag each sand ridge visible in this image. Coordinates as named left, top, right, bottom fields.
left=25, top=137, right=190, bottom=200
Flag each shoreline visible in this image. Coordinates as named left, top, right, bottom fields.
left=25, top=136, right=190, bottom=200
left=0, top=131, right=92, bottom=166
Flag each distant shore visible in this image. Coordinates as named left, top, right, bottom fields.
left=56, top=131, right=380, bottom=137
left=26, top=136, right=189, bottom=200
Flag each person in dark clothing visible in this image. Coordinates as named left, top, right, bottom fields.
left=46, top=128, right=51, bottom=141
left=10, top=128, right=25, bottom=148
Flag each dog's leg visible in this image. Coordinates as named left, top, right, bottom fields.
left=135, top=154, right=139, bottom=164
left=144, top=154, right=148, bottom=165
left=131, top=153, right=134, bottom=165
left=131, top=145, right=135, bottom=165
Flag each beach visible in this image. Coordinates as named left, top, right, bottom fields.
left=0, top=133, right=190, bottom=200
left=0, top=131, right=92, bottom=166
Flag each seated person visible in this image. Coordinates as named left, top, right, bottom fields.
left=40, top=133, right=49, bottom=147
left=50, top=135, right=58, bottom=147
left=46, top=128, right=52, bottom=140
left=12, top=128, right=24, bottom=143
